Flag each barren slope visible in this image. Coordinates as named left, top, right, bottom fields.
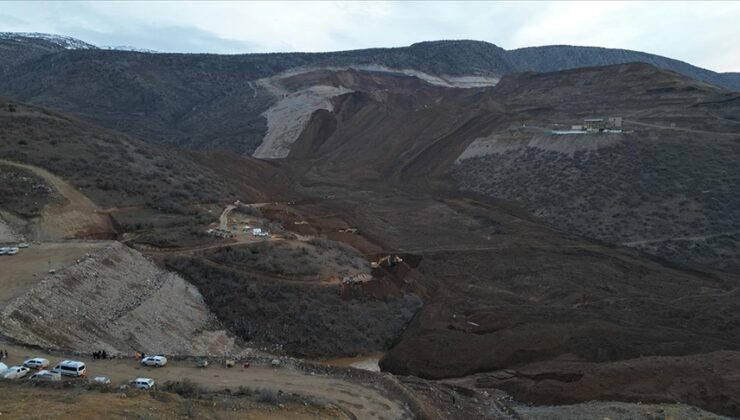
left=0, top=242, right=237, bottom=355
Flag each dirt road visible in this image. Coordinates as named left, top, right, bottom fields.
left=0, top=341, right=412, bottom=420
left=624, top=119, right=739, bottom=136
left=0, top=159, right=113, bottom=240
left=621, top=229, right=740, bottom=246
left=219, top=204, right=236, bottom=231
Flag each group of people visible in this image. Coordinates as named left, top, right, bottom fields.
left=133, top=351, right=147, bottom=361
left=0, top=349, right=8, bottom=359
left=92, top=350, right=108, bottom=360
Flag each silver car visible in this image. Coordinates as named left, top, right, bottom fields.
left=141, top=355, right=167, bottom=367
left=23, top=358, right=50, bottom=369
left=131, top=377, right=155, bottom=390
left=30, top=370, right=61, bottom=381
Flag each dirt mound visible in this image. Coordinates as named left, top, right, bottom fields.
left=0, top=242, right=237, bottom=356
left=475, top=351, right=740, bottom=417
left=167, top=253, right=422, bottom=358
left=0, top=159, right=114, bottom=240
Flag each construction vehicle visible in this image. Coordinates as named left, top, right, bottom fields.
left=371, top=255, right=403, bottom=269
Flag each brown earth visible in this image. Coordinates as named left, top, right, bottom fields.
left=0, top=382, right=348, bottom=420
left=0, top=159, right=114, bottom=241
left=470, top=351, right=740, bottom=417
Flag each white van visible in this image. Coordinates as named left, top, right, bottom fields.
left=51, top=360, right=86, bottom=377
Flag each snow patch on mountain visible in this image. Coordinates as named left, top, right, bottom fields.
left=101, top=45, right=158, bottom=53
left=0, top=32, right=97, bottom=50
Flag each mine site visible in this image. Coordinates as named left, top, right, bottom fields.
left=1, top=2, right=740, bottom=419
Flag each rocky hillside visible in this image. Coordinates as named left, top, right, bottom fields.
left=0, top=242, right=238, bottom=355
left=450, top=64, right=740, bottom=272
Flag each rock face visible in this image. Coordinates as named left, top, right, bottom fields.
left=0, top=242, right=236, bottom=356
left=253, top=85, right=353, bottom=158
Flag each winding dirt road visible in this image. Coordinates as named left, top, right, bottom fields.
left=0, top=341, right=412, bottom=420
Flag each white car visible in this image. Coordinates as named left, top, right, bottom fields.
left=3, top=366, right=30, bottom=379
left=23, top=358, right=50, bottom=369
left=30, top=370, right=61, bottom=381
left=0, top=247, right=8, bottom=255
left=6, top=247, right=18, bottom=255
left=130, top=377, right=155, bottom=390
left=17, top=243, right=30, bottom=248
left=141, top=355, right=167, bottom=367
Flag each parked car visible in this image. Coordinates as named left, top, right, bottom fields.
left=3, top=366, right=30, bottom=379
left=141, top=355, right=167, bottom=367
left=0, top=247, right=8, bottom=255
left=23, top=358, right=50, bottom=369
left=30, top=370, right=61, bottom=381
left=0, top=362, right=7, bottom=374
left=6, top=247, right=18, bottom=255
left=17, top=243, right=30, bottom=248
left=130, top=377, right=155, bottom=390
left=51, top=360, right=86, bottom=377
left=92, top=376, right=111, bottom=385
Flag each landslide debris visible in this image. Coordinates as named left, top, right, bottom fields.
left=474, top=351, right=740, bottom=417
left=167, top=252, right=422, bottom=358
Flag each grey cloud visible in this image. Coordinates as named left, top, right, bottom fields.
left=0, top=13, right=28, bottom=27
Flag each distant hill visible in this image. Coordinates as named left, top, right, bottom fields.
left=0, top=34, right=738, bottom=155
left=506, top=44, right=740, bottom=92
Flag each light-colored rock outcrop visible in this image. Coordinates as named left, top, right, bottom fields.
left=456, top=132, right=623, bottom=162
left=253, top=85, right=353, bottom=158
left=0, top=242, right=237, bottom=356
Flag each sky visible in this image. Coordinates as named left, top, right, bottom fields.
left=1, top=1, right=739, bottom=72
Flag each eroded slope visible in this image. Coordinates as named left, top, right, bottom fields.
left=0, top=242, right=237, bottom=355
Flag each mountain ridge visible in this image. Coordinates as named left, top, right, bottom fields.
left=1, top=33, right=738, bottom=90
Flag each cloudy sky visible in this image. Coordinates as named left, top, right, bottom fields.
left=2, top=1, right=739, bottom=72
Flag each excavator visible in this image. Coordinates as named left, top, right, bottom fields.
left=371, top=255, right=403, bottom=269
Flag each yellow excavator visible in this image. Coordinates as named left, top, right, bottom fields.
left=371, top=255, right=403, bottom=268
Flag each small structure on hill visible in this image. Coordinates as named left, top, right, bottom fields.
left=581, top=117, right=622, bottom=132
left=553, top=116, right=623, bottom=135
